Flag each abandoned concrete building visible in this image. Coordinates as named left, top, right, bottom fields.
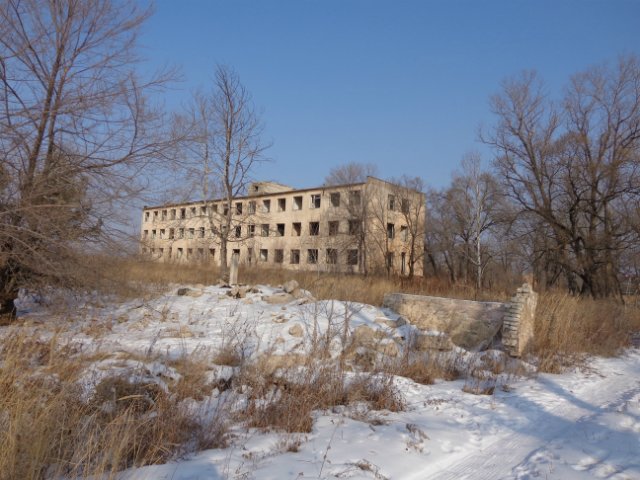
left=141, top=176, right=425, bottom=276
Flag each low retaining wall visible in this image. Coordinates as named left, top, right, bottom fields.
left=382, top=283, right=537, bottom=357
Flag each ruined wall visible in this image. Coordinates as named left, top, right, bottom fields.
left=382, top=283, right=538, bottom=356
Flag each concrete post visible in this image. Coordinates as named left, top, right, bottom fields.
left=229, top=252, right=239, bottom=285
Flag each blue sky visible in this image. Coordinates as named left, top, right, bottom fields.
left=140, top=0, right=640, bottom=190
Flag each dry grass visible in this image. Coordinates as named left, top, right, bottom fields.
left=390, top=352, right=465, bottom=385
left=532, top=292, right=640, bottom=372
left=0, top=330, right=228, bottom=480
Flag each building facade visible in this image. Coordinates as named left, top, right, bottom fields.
left=141, top=176, right=425, bottom=276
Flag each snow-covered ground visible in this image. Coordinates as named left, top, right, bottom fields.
left=11, top=284, right=640, bottom=480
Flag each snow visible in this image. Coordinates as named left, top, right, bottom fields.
left=10, top=285, right=640, bottom=479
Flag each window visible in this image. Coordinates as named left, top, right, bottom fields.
left=170, top=209, right=176, bottom=220
left=188, top=228, right=195, bottom=239
left=388, top=194, right=395, bottom=211
left=201, top=206, right=207, bottom=215
left=168, top=247, right=172, bottom=259
left=142, top=247, right=147, bottom=254
left=144, top=212, right=149, bottom=222
left=387, top=223, right=395, bottom=239
left=349, top=190, right=361, bottom=206
left=401, top=252, right=407, bottom=275
left=248, top=201, right=256, bottom=214
left=152, top=229, right=156, bottom=239
left=292, top=222, right=301, bottom=236
left=330, top=192, right=340, bottom=207
left=159, top=248, right=164, bottom=256
left=386, top=252, right=394, bottom=270
left=328, top=221, right=339, bottom=236
left=247, top=248, right=253, bottom=264
left=177, top=248, right=183, bottom=259
left=178, top=228, right=184, bottom=238
left=290, top=249, right=300, bottom=264
left=160, top=229, right=165, bottom=239
left=347, top=249, right=359, bottom=265
left=326, top=248, right=338, bottom=264
left=310, top=194, right=321, bottom=209
left=235, top=225, right=242, bottom=238
left=260, top=249, right=268, bottom=262
left=293, top=196, right=303, bottom=210
left=169, top=228, right=174, bottom=239
left=274, top=249, right=284, bottom=263
left=348, top=220, right=360, bottom=235
left=190, top=206, right=196, bottom=217
left=221, top=224, right=228, bottom=235
left=198, top=248, right=204, bottom=259
left=263, top=199, right=271, bottom=213
left=307, top=249, right=318, bottom=264
left=309, top=222, right=320, bottom=236
left=276, top=223, right=285, bottom=236
left=212, top=204, right=218, bottom=213
left=232, top=248, right=240, bottom=257
left=278, top=198, right=286, bottom=212
left=153, top=211, right=158, bottom=221
left=222, top=204, right=228, bottom=215
left=180, top=208, right=186, bottom=219
left=261, top=224, right=269, bottom=237
left=199, top=227, right=205, bottom=238
left=400, top=225, right=408, bottom=241
left=209, top=248, right=216, bottom=259
left=161, top=210, right=167, bottom=220
left=401, top=199, right=410, bottom=214
left=248, top=224, right=255, bottom=237
left=235, top=202, right=243, bottom=215
left=187, top=248, right=193, bottom=260
left=143, top=230, right=148, bottom=238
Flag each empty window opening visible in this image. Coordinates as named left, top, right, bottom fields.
left=198, top=248, right=204, bottom=259
left=187, top=248, right=193, bottom=260
left=307, top=249, right=319, bottom=264
left=171, top=209, right=176, bottom=220
left=290, top=249, right=300, bottom=264
left=347, top=249, right=359, bottom=265
left=293, top=196, right=303, bottom=210
left=212, top=204, right=218, bottom=213
left=180, top=208, right=186, bottom=219
left=401, top=252, right=407, bottom=275
left=236, top=202, right=243, bottom=215
left=309, top=222, right=320, bottom=236
left=276, top=223, right=285, bottom=236
left=199, top=227, right=205, bottom=238
left=209, top=248, right=216, bottom=259
left=161, top=210, right=167, bottom=220
left=143, top=230, right=148, bottom=238
left=400, top=225, right=408, bottom=241
left=247, top=248, right=253, bottom=264
left=201, top=206, right=207, bottom=215
left=159, top=248, right=164, bottom=256
left=232, top=248, right=240, bottom=257
left=328, top=221, right=339, bottom=236
left=386, top=252, right=394, bottom=270
left=168, top=247, right=172, bottom=258
left=261, top=224, right=269, bottom=237
left=388, top=194, right=395, bottom=211
left=178, top=228, right=184, bottom=238
left=248, top=201, right=256, bottom=214
left=274, top=249, right=284, bottom=263
left=235, top=225, right=242, bottom=238
left=292, top=222, right=301, bottom=236
left=160, top=229, right=165, bottom=239
left=348, top=220, right=360, bottom=235
left=278, top=198, right=286, bottom=212
left=310, top=194, right=321, bottom=209
left=222, top=204, right=229, bottom=215
left=330, top=192, right=340, bottom=207
left=190, top=207, right=197, bottom=217
left=326, top=248, right=338, bottom=265
left=169, top=228, right=174, bottom=239
left=177, top=248, right=183, bottom=259
left=188, top=228, right=195, bottom=239
left=263, top=199, right=271, bottom=213
left=144, top=212, right=150, bottom=222
left=387, top=223, right=395, bottom=239
left=260, top=249, right=268, bottom=262
left=401, top=199, right=410, bottom=214
left=248, top=224, right=255, bottom=237
left=151, top=229, right=156, bottom=239
left=349, top=190, right=361, bottom=206
left=153, top=211, right=158, bottom=221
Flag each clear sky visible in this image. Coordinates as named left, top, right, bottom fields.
left=140, top=0, right=640, bottom=190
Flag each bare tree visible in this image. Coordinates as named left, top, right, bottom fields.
left=483, top=56, right=640, bottom=298
left=178, top=65, right=268, bottom=279
left=0, top=0, right=176, bottom=317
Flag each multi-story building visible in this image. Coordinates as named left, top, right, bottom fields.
left=140, top=176, right=425, bottom=276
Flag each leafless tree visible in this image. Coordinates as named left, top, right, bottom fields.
left=177, top=65, right=268, bottom=279
left=483, top=56, right=640, bottom=298
left=0, top=0, right=176, bottom=317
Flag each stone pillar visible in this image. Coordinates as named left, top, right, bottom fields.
left=502, top=283, right=538, bottom=357
left=229, top=252, right=239, bottom=286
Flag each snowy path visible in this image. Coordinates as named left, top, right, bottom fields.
left=424, top=351, right=640, bottom=480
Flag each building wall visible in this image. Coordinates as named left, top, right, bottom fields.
left=140, top=177, right=425, bottom=276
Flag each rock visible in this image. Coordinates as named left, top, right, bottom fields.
left=375, top=316, right=406, bottom=328
left=177, top=287, right=203, bottom=298
left=263, top=292, right=295, bottom=305
left=413, top=332, right=454, bottom=351
left=282, top=280, right=299, bottom=294
left=271, top=314, right=287, bottom=324
left=383, top=293, right=506, bottom=351
left=227, top=285, right=248, bottom=299
left=288, top=324, right=304, bottom=337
